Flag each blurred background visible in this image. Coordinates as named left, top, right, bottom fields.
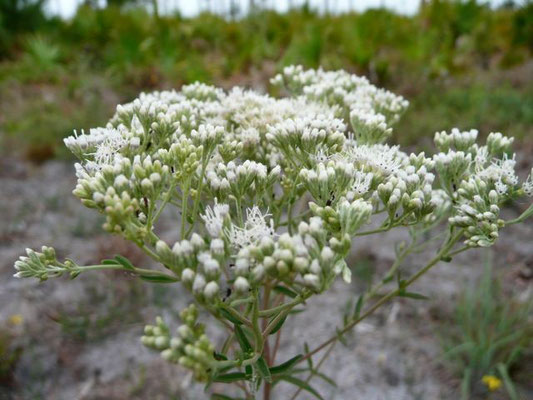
left=0, top=1, right=532, bottom=399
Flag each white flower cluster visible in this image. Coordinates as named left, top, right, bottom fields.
left=272, top=65, right=409, bottom=144
left=19, top=66, right=532, bottom=300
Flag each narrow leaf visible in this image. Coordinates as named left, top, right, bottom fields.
left=269, top=315, right=287, bottom=335
left=315, top=371, right=337, bottom=387
left=234, top=325, right=252, bottom=353
left=219, top=308, right=243, bottom=325
left=139, top=274, right=177, bottom=283
left=278, top=375, right=324, bottom=400
left=269, top=355, right=302, bottom=375
left=255, top=356, right=272, bottom=382
left=398, top=291, right=429, bottom=300
left=213, top=372, right=247, bottom=383
left=114, top=255, right=135, bottom=270
left=273, top=285, right=298, bottom=298
left=353, top=295, right=364, bottom=318
left=304, top=343, right=313, bottom=369
left=102, top=259, right=120, bottom=265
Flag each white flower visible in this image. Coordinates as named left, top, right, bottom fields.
left=225, top=206, right=275, bottom=249
left=201, top=200, right=230, bottom=238
left=523, top=169, right=533, bottom=197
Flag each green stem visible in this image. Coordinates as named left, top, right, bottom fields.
left=258, top=295, right=305, bottom=317
left=180, top=178, right=191, bottom=239
left=298, top=228, right=464, bottom=364
left=186, top=156, right=210, bottom=236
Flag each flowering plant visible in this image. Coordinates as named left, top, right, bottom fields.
left=14, top=66, right=533, bottom=399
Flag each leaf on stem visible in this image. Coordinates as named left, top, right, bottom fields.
left=269, top=354, right=302, bottom=375
left=273, top=285, right=298, bottom=298
left=277, top=375, right=325, bottom=400
left=255, top=356, right=272, bottom=382
left=234, top=325, right=253, bottom=354
left=268, top=314, right=287, bottom=335
left=114, top=255, right=135, bottom=270
left=139, top=274, right=177, bottom=283
left=213, top=372, right=248, bottom=383
left=219, top=308, right=243, bottom=325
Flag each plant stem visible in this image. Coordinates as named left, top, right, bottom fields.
left=180, top=178, right=191, bottom=239
left=290, top=342, right=336, bottom=400
left=298, top=228, right=464, bottom=364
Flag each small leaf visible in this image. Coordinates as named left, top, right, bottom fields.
left=336, top=328, right=347, bottom=346
left=219, top=308, right=243, bottom=325
left=269, top=314, right=287, bottom=335
left=304, top=343, right=313, bottom=369
left=398, top=291, right=429, bottom=300
left=102, top=259, right=119, bottom=265
left=211, top=394, right=238, bottom=400
left=114, top=255, right=135, bottom=270
left=353, top=295, right=364, bottom=318
left=441, top=256, right=452, bottom=262
left=213, top=352, right=228, bottom=361
left=213, top=372, right=248, bottom=383
left=277, top=375, right=324, bottom=400
left=245, top=365, right=253, bottom=378
left=139, top=274, right=177, bottom=283
left=273, top=285, right=298, bottom=298
left=315, top=371, right=337, bottom=387
left=234, top=325, right=253, bottom=353
left=255, top=356, right=272, bottom=382
left=269, top=354, right=302, bottom=375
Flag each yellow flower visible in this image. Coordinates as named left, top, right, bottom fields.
left=482, top=375, right=502, bottom=391
left=8, top=314, right=23, bottom=326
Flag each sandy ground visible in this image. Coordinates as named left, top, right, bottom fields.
left=0, top=157, right=531, bottom=400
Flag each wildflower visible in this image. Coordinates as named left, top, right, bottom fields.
left=225, top=206, right=275, bottom=249
left=201, top=200, right=230, bottom=238
left=482, top=375, right=502, bottom=391
left=8, top=314, right=23, bottom=326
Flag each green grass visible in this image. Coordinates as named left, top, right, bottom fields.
left=440, top=260, right=532, bottom=399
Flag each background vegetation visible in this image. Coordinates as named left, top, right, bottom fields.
left=0, top=0, right=532, bottom=160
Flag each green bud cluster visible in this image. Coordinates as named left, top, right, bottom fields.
left=141, top=305, right=215, bottom=382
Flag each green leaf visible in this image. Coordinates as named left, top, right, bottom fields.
left=139, top=274, right=178, bottom=283
left=398, top=291, right=429, bottom=300
left=304, top=343, right=313, bottom=369
left=245, top=365, right=253, bottom=378
left=269, top=354, right=302, bottom=375
left=269, top=314, right=287, bottom=335
left=315, top=371, right=337, bottom=387
left=441, top=256, right=452, bottom=262
left=213, top=352, right=228, bottom=361
left=213, top=372, right=248, bottom=383
left=218, top=308, right=243, bottom=325
left=102, top=259, right=119, bottom=265
left=277, top=375, right=324, bottom=400
left=234, top=325, right=253, bottom=353
left=211, top=394, right=239, bottom=400
left=255, top=356, right=272, bottom=382
left=273, top=285, right=298, bottom=298
left=353, top=295, right=364, bottom=318
left=114, top=255, right=135, bottom=270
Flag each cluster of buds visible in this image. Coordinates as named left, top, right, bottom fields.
left=271, top=65, right=408, bottom=126
left=141, top=305, right=215, bottom=381
left=450, top=178, right=505, bottom=247
left=350, top=109, right=392, bottom=144
left=434, top=128, right=478, bottom=152
left=13, top=246, right=66, bottom=281
left=299, top=160, right=355, bottom=206
left=266, top=114, right=346, bottom=168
